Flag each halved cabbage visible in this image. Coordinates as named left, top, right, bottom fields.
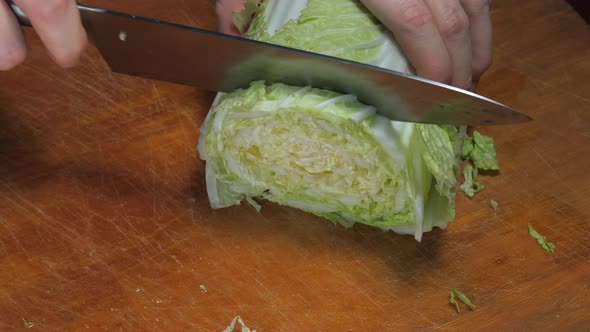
left=198, top=0, right=464, bottom=241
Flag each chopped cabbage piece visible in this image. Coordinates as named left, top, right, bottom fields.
left=450, top=289, right=476, bottom=313
left=462, top=131, right=499, bottom=171
left=460, top=165, right=486, bottom=198
left=528, top=224, right=556, bottom=255
left=223, top=316, right=256, bottom=332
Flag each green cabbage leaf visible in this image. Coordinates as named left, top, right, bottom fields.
left=462, top=131, right=499, bottom=170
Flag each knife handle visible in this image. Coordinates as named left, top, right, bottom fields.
left=5, top=0, right=31, bottom=26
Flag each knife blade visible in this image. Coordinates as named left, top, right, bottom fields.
left=7, top=1, right=531, bottom=125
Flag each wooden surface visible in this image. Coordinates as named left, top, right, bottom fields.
left=1, top=0, right=589, bottom=330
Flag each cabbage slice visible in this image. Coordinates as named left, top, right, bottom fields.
left=198, top=82, right=460, bottom=240
left=199, top=0, right=463, bottom=241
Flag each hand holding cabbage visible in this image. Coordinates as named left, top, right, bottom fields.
left=216, top=0, right=493, bottom=90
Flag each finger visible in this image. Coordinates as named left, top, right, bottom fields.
left=216, top=0, right=247, bottom=36
left=460, top=0, right=493, bottom=83
left=361, top=0, right=452, bottom=84
left=0, top=1, right=27, bottom=70
left=14, top=0, right=87, bottom=68
left=424, top=0, right=472, bottom=90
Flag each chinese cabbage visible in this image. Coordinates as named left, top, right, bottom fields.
left=199, top=0, right=464, bottom=241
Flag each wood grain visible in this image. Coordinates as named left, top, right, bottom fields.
left=1, top=0, right=589, bottom=330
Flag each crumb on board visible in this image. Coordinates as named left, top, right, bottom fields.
left=223, top=316, right=256, bottom=332
left=200, top=284, right=208, bottom=292
left=490, top=199, right=498, bottom=209
left=245, top=197, right=262, bottom=212
left=22, top=318, right=34, bottom=328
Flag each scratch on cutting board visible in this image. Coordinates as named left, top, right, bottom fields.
left=178, top=0, right=199, bottom=26
left=67, top=71, right=120, bottom=107
left=4, top=187, right=78, bottom=243
left=250, top=276, right=295, bottom=325
left=88, top=209, right=136, bottom=245
left=324, top=264, right=389, bottom=313
left=410, top=299, right=437, bottom=328
left=0, top=215, right=28, bottom=255
left=28, top=64, right=117, bottom=108
left=202, top=228, right=237, bottom=267
left=170, top=255, right=184, bottom=267
left=123, top=233, right=195, bottom=270
left=150, top=82, right=163, bottom=113
left=116, top=224, right=161, bottom=265
left=355, top=261, right=403, bottom=303
left=494, top=52, right=590, bottom=105
left=532, top=147, right=579, bottom=197
left=85, top=50, right=104, bottom=73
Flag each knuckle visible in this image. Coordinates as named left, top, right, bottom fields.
left=33, top=0, right=71, bottom=22
left=398, top=0, right=434, bottom=30
left=439, top=6, right=469, bottom=39
left=461, top=0, right=492, bottom=17
left=0, top=45, right=26, bottom=71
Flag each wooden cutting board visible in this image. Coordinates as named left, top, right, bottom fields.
left=1, top=0, right=589, bottom=330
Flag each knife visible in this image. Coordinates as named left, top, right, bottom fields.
left=6, top=1, right=531, bottom=125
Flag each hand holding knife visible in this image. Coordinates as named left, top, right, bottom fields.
left=2, top=0, right=530, bottom=125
